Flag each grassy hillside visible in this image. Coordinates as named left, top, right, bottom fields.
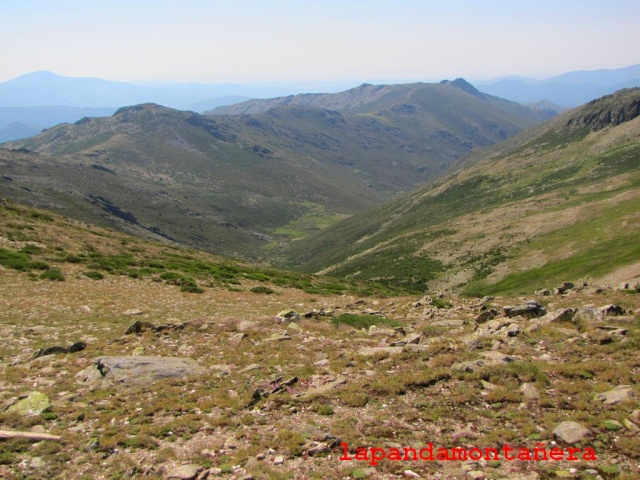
left=0, top=81, right=551, bottom=262
left=282, top=88, right=640, bottom=295
left=0, top=199, right=405, bottom=298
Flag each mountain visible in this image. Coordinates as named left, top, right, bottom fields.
left=208, top=78, right=553, bottom=119
left=0, top=80, right=552, bottom=261
left=0, top=71, right=293, bottom=109
left=281, top=88, right=640, bottom=294
left=477, top=64, right=640, bottom=107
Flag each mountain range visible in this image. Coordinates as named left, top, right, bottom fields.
left=0, top=64, right=638, bottom=142
left=0, top=79, right=551, bottom=261
left=477, top=64, right=640, bottom=107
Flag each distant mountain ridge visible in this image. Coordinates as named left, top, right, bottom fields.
left=0, top=71, right=299, bottom=109
left=477, top=64, right=640, bottom=107
left=0, top=80, right=551, bottom=261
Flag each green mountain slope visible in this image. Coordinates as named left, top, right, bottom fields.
left=281, top=88, right=640, bottom=294
left=0, top=81, right=551, bottom=261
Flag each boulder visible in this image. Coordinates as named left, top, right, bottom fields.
left=166, top=464, right=203, bottom=480
left=553, top=421, right=590, bottom=444
left=7, top=391, right=51, bottom=416
left=503, top=301, right=546, bottom=319
left=31, top=341, right=86, bottom=360
left=76, top=356, right=206, bottom=389
left=595, top=385, right=632, bottom=405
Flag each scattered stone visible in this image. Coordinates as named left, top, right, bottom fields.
left=474, top=308, right=498, bottom=323
left=521, top=382, right=540, bottom=401
left=275, top=310, right=300, bottom=323
left=535, top=289, right=552, bottom=296
left=264, top=333, right=292, bottom=342
left=166, top=464, right=203, bottom=480
left=467, top=472, right=486, bottom=480
left=623, top=418, right=639, bottom=432
left=7, top=391, right=51, bottom=416
left=229, top=332, right=246, bottom=344
left=481, top=380, right=498, bottom=391
left=595, top=385, right=632, bottom=405
left=357, top=346, right=404, bottom=356
left=369, top=325, right=399, bottom=336
left=403, top=470, right=420, bottom=478
left=273, top=455, right=285, bottom=465
left=239, top=364, right=261, bottom=373
left=504, top=300, right=546, bottom=319
left=30, top=341, right=86, bottom=360
left=123, top=308, right=143, bottom=316
left=553, top=421, right=590, bottom=444
left=76, top=356, right=206, bottom=389
left=313, top=358, right=329, bottom=367
left=301, top=375, right=347, bottom=397
left=600, top=304, right=625, bottom=316
left=554, top=282, right=575, bottom=295
left=124, top=320, right=156, bottom=335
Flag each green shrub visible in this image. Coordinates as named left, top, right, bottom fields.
left=250, top=286, right=274, bottom=294
left=181, top=285, right=204, bottom=293
left=331, top=313, right=399, bottom=329
left=40, top=268, right=65, bottom=281
left=84, top=270, right=104, bottom=280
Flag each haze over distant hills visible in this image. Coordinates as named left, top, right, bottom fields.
left=0, top=65, right=637, bottom=142
left=476, top=63, right=640, bottom=107
left=0, top=79, right=550, bottom=260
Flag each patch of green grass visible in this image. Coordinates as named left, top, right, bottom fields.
left=465, top=231, right=640, bottom=296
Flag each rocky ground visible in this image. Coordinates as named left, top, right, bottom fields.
left=1, top=265, right=639, bottom=480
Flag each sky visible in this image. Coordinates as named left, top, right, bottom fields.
left=1, top=0, right=639, bottom=85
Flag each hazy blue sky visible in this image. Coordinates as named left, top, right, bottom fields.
left=1, top=0, right=639, bottom=84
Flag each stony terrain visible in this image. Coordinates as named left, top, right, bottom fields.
left=1, top=207, right=639, bottom=479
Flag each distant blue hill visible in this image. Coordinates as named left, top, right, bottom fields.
left=476, top=64, right=640, bottom=107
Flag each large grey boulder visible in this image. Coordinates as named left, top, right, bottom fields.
left=76, top=356, right=206, bottom=389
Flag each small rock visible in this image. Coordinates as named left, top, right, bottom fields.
left=403, top=470, right=420, bottom=478
left=273, top=455, right=285, bottom=465
left=521, top=383, right=540, bottom=401
left=553, top=421, right=590, bottom=444
left=595, top=385, right=632, bottom=405
left=7, top=391, right=51, bottom=416
left=229, top=332, right=246, bottom=344
left=504, top=301, right=546, bottom=319
left=123, top=308, right=143, bottom=316
left=166, top=464, right=203, bottom=480
left=467, top=471, right=486, bottom=480
left=623, top=418, right=639, bottom=432
left=124, top=320, right=158, bottom=335
left=275, top=310, right=300, bottom=323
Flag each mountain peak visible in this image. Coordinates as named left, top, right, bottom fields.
left=440, top=78, right=485, bottom=98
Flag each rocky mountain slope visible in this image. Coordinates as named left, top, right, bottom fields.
left=0, top=81, right=551, bottom=261
left=282, top=88, right=640, bottom=294
left=0, top=201, right=639, bottom=479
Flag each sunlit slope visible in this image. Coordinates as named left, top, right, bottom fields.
left=281, top=88, right=640, bottom=294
